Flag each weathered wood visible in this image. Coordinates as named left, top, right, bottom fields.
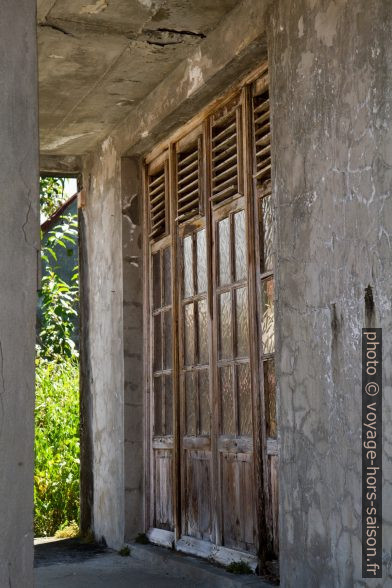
left=143, top=61, right=278, bottom=575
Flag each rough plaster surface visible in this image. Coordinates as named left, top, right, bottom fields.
left=37, top=0, right=238, bottom=155
left=0, top=2, right=39, bottom=586
left=81, top=137, right=125, bottom=549
left=270, top=0, right=392, bottom=586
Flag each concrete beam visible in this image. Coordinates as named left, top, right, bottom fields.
left=112, top=0, right=271, bottom=156
left=40, top=154, right=83, bottom=176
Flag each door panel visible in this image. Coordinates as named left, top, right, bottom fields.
left=179, top=222, right=213, bottom=542
left=212, top=201, right=257, bottom=555
left=145, top=68, right=278, bottom=572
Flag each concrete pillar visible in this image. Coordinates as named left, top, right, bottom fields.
left=0, top=2, right=39, bottom=586
left=81, top=138, right=124, bottom=549
left=121, top=158, right=144, bottom=541
left=270, top=1, right=392, bottom=585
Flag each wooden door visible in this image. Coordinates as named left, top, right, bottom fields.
left=144, top=64, right=278, bottom=572
left=211, top=199, right=257, bottom=554
left=146, top=154, right=175, bottom=545
left=252, top=72, right=279, bottom=561
left=208, top=95, right=258, bottom=555
left=175, top=129, right=214, bottom=544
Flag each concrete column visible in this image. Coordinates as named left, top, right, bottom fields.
left=121, top=158, right=144, bottom=541
left=0, top=2, right=39, bottom=586
left=81, top=138, right=124, bottom=549
left=270, top=1, right=392, bottom=586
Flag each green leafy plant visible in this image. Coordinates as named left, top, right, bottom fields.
left=38, top=214, right=79, bottom=361
left=40, top=176, right=66, bottom=220
left=54, top=520, right=80, bottom=539
left=34, top=359, right=80, bottom=537
left=226, top=561, right=253, bottom=575
left=119, top=546, right=131, bottom=557
left=135, top=533, right=150, bottom=545
left=35, top=178, right=80, bottom=537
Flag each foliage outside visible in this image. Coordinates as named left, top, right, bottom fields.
left=40, top=176, right=66, bottom=221
left=35, top=177, right=80, bottom=537
left=38, top=213, right=79, bottom=361
left=35, top=359, right=80, bottom=537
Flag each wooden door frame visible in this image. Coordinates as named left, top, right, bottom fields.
left=142, top=61, right=276, bottom=571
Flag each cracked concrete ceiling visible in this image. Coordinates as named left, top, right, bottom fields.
left=38, top=0, right=239, bottom=156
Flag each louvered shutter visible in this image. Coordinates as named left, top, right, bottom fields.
left=176, top=138, right=202, bottom=224
left=253, top=76, right=271, bottom=185
left=148, top=162, right=168, bottom=239
left=211, top=102, right=241, bottom=205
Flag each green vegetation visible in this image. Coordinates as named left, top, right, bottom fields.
left=40, top=176, right=66, bottom=220
left=135, top=533, right=150, bottom=545
left=34, top=359, right=80, bottom=537
left=119, top=546, right=131, bottom=557
left=55, top=520, right=80, bottom=539
left=38, top=213, right=79, bottom=361
left=226, top=561, right=253, bottom=575
left=35, top=177, right=80, bottom=538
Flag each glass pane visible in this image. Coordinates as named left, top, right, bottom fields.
left=163, top=247, right=172, bottom=306
left=234, top=210, right=246, bottom=281
left=220, top=366, right=235, bottom=434
left=218, top=217, right=231, bottom=286
left=185, top=372, right=196, bottom=436
left=261, top=278, right=275, bottom=354
left=219, top=291, right=232, bottom=360
left=183, top=235, right=193, bottom=298
left=199, top=369, right=210, bottom=435
left=163, top=310, right=172, bottom=369
left=197, top=299, right=208, bottom=365
left=184, top=303, right=195, bottom=366
left=153, top=314, right=162, bottom=372
left=196, top=229, right=207, bottom=293
left=237, top=363, right=252, bottom=436
left=165, top=374, right=173, bottom=435
left=154, top=376, right=163, bottom=436
left=264, top=359, right=277, bottom=438
left=235, top=287, right=249, bottom=357
left=152, top=252, right=161, bottom=309
left=261, top=195, right=274, bottom=273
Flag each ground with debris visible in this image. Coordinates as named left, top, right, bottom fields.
left=34, top=538, right=273, bottom=587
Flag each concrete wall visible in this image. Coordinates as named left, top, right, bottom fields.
left=270, top=1, right=392, bottom=585
left=0, top=2, right=39, bottom=586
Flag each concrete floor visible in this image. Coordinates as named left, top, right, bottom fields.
left=34, top=538, right=274, bottom=587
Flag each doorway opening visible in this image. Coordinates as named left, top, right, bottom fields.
left=34, top=176, right=80, bottom=539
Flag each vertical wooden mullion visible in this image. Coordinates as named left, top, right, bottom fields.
left=229, top=214, right=238, bottom=435
left=143, top=165, right=154, bottom=531
left=169, top=144, right=181, bottom=542
left=160, top=250, right=165, bottom=435
left=205, top=116, right=221, bottom=547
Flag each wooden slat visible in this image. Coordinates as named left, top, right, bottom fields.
left=178, top=167, right=198, bottom=187
left=212, top=162, right=238, bottom=186
left=211, top=120, right=236, bottom=144
left=210, top=111, right=239, bottom=206
left=211, top=142, right=237, bottom=166
left=177, top=140, right=201, bottom=224
left=178, top=187, right=199, bottom=206
left=253, top=89, right=271, bottom=187
left=211, top=131, right=236, bottom=154
left=212, top=174, right=238, bottom=195
left=148, top=167, right=167, bottom=239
